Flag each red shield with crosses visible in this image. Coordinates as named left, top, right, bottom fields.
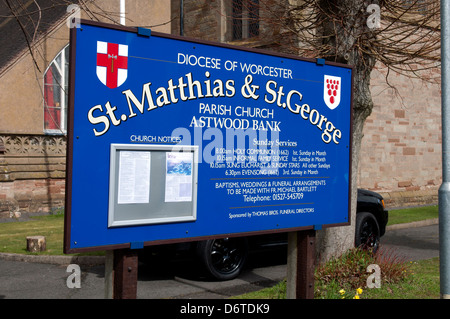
left=323, top=75, right=341, bottom=110
left=96, top=41, right=128, bottom=89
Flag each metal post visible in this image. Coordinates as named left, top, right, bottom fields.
left=440, top=0, right=450, bottom=299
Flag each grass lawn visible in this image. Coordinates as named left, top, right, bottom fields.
left=387, top=205, right=438, bottom=226
left=0, top=214, right=65, bottom=255
left=361, top=258, right=440, bottom=299
left=0, top=214, right=101, bottom=256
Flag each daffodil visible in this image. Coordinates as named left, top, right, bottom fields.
left=356, top=288, right=363, bottom=295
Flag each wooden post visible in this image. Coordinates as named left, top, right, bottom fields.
left=104, top=250, right=114, bottom=299
left=286, top=229, right=316, bottom=299
left=297, top=229, right=316, bottom=299
left=113, top=249, right=139, bottom=299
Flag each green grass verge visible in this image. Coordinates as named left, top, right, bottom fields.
left=361, top=258, right=440, bottom=299
left=387, top=205, right=438, bottom=226
left=0, top=214, right=65, bottom=255
left=0, top=214, right=102, bottom=256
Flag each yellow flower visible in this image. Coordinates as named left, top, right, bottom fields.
left=356, top=288, right=363, bottom=295
left=339, top=289, right=345, bottom=295
left=353, top=295, right=360, bottom=299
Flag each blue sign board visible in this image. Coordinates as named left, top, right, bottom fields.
left=64, top=21, right=352, bottom=253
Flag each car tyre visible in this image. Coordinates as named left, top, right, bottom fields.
left=355, top=212, right=380, bottom=252
left=196, top=237, right=248, bottom=280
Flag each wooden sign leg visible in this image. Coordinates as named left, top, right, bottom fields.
left=286, top=229, right=316, bottom=299
left=113, top=248, right=139, bottom=299
left=104, top=250, right=114, bottom=299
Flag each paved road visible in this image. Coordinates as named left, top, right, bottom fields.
left=381, top=223, right=439, bottom=261
left=0, top=223, right=440, bottom=299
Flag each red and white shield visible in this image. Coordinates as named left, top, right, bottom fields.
left=323, top=75, right=341, bottom=110
left=96, top=41, right=128, bottom=89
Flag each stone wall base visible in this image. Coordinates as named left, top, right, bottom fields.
left=0, top=179, right=65, bottom=218
left=380, top=189, right=438, bottom=209
left=0, top=134, right=66, bottom=218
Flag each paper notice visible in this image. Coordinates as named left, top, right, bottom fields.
left=117, top=151, right=151, bottom=204
left=165, top=152, right=193, bottom=202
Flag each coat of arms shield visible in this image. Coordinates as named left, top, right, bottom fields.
left=96, top=41, right=128, bottom=89
left=323, top=75, right=341, bottom=110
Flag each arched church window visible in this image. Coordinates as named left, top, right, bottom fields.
left=44, top=44, right=69, bottom=134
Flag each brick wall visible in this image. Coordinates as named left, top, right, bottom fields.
left=358, top=65, right=441, bottom=207
left=172, top=0, right=221, bottom=40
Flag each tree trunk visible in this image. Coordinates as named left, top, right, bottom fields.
left=315, top=105, right=370, bottom=263
left=315, top=0, right=377, bottom=263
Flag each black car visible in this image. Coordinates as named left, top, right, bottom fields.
left=355, top=188, right=388, bottom=250
left=144, top=188, right=388, bottom=281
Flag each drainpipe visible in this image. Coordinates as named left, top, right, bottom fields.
left=180, top=0, right=184, bottom=36
left=120, top=0, right=125, bottom=25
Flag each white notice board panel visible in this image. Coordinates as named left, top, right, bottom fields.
left=108, top=144, right=198, bottom=227
left=117, top=151, right=151, bottom=204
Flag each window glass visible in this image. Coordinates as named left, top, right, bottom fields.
left=232, top=0, right=259, bottom=41
left=44, top=45, right=69, bottom=134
